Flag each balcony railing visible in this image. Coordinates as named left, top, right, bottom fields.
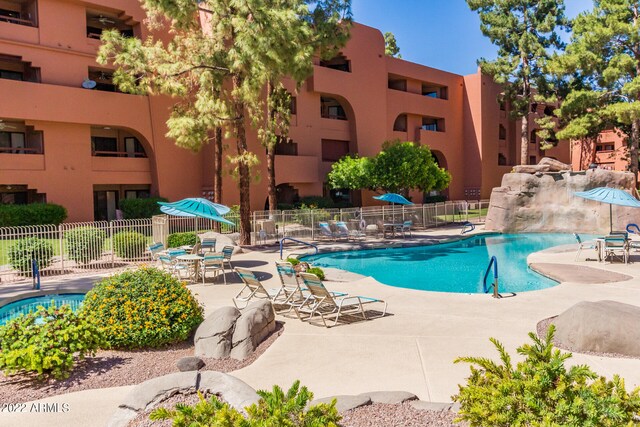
left=0, top=14, right=35, bottom=27
left=0, top=146, right=41, bottom=154
left=92, top=150, right=147, bottom=158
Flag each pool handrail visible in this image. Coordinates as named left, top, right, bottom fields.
left=483, top=256, right=499, bottom=298
left=461, top=222, right=475, bottom=234
left=626, top=223, right=640, bottom=235
left=280, top=237, right=319, bottom=260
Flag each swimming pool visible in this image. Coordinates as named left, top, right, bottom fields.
left=302, top=233, right=581, bottom=294
left=0, top=293, right=85, bottom=326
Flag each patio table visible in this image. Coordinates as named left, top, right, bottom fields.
left=176, top=254, right=204, bottom=281
left=383, top=223, right=403, bottom=238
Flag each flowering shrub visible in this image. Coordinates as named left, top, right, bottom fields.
left=8, top=237, right=54, bottom=274
left=81, top=268, right=204, bottom=349
left=0, top=304, right=105, bottom=379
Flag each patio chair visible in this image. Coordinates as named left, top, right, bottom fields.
left=233, top=267, right=283, bottom=309
left=167, top=248, right=187, bottom=259
left=296, top=273, right=387, bottom=327
left=399, top=220, right=412, bottom=238
left=201, top=253, right=226, bottom=284
left=318, top=222, right=336, bottom=240
left=574, top=233, right=596, bottom=261
left=221, top=245, right=234, bottom=271
left=375, top=220, right=387, bottom=238
left=159, top=254, right=191, bottom=280
left=148, top=242, right=164, bottom=261
left=200, top=238, right=217, bottom=253
left=190, top=241, right=202, bottom=255
left=603, top=236, right=629, bottom=264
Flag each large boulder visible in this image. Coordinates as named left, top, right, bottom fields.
left=485, top=168, right=640, bottom=233
left=194, top=306, right=241, bottom=358
left=538, top=157, right=571, bottom=172
left=552, top=300, right=640, bottom=357
left=230, top=300, right=276, bottom=360
left=512, top=164, right=551, bottom=174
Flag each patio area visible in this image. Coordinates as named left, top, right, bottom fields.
left=2, top=226, right=640, bottom=427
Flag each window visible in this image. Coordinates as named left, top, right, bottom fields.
left=388, top=78, right=407, bottom=92
left=422, top=83, right=448, bottom=100
left=274, top=140, right=298, bottom=156
left=124, top=137, right=145, bottom=157
left=0, top=124, right=43, bottom=154
left=499, top=100, right=506, bottom=111
left=498, top=153, right=507, bottom=166
left=320, top=97, right=347, bottom=120
left=422, top=117, right=444, bottom=132
left=0, top=185, right=45, bottom=204
left=88, top=68, right=117, bottom=92
left=499, top=124, right=506, bottom=140
left=0, top=55, right=41, bottom=83
left=596, top=144, right=615, bottom=152
left=289, top=96, right=297, bottom=115
left=529, top=156, right=537, bottom=165
left=321, top=139, right=349, bottom=162
left=92, top=136, right=117, bottom=155
left=530, top=130, right=537, bottom=144
left=319, top=54, right=350, bottom=72
left=393, top=114, right=407, bottom=132
left=125, top=189, right=150, bottom=199
left=0, top=1, right=37, bottom=27
left=544, top=106, right=555, bottom=116
left=86, top=9, right=135, bottom=40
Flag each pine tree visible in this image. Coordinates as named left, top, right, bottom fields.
left=384, top=32, right=401, bottom=58
left=98, top=0, right=351, bottom=244
left=550, top=0, right=640, bottom=178
left=467, top=0, right=569, bottom=165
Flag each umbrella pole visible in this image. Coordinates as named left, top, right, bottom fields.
left=610, top=204, right=613, bottom=234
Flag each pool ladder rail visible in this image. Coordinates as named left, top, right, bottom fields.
left=483, top=256, right=500, bottom=298
left=279, top=237, right=319, bottom=260
left=461, top=222, right=475, bottom=235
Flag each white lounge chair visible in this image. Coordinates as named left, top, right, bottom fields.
left=574, top=233, right=596, bottom=261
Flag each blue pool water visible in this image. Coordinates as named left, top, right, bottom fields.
left=302, top=233, right=582, bottom=294
left=0, top=294, right=85, bottom=326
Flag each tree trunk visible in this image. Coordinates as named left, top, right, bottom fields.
left=213, top=127, right=223, bottom=204
left=521, top=113, right=529, bottom=165
left=232, top=76, right=251, bottom=245
left=267, top=144, right=277, bottom=211
left=631, top=119, right=640, bottom=183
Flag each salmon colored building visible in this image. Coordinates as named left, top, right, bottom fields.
left=0, top=1, right=570, bottom=222
left=570, top=130, right=631, bottom=173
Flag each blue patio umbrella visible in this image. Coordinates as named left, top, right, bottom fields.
left=373, top=193, right=413, bottom=223
left=158, top=198, right=235, bottom=226
left=574, top=187, right=640, bottom=233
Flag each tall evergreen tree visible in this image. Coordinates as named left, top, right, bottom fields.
left=550, top=0, right=640, bottom=178
left=467, top=0, right=569, bottom=165
left=384, top=32, right=402, bottom=58
left=97, top=0, right=351, bottom=244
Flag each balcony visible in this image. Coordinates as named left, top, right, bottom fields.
left=0, top=0, right=37, bottom=27
left=86, top=9, right=135, bottom=40
left=416, top=128, right=448, bottom=150
left=91, top=156, right=150, bottom=173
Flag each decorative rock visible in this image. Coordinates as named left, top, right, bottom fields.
left=409, top=400, right=456, bottom=412
left=121, top=371, right=198, bottom=412
left=230, top=300, right=276, bottom=360
left=358, top=391, right=418, bottom=404
left=552, top=300, right=640, bottom=357
left=199, top=371, right=260, bottom=413
left=512, top=164, right=551, bottom=174
left=194, top=306, right=241, bottom=358
left=311, top=395, right=372, bottom=413
left=486, top=169, right=638, bottom=233
left=538, top=157, right=571, bottom=172
left=176, top=356, right=205, bottom=372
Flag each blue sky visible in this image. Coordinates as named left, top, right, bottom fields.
left=351, top=0, right=590, bottom=75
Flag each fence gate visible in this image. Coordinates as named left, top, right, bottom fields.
left=152, top=215, right=169, bottom=247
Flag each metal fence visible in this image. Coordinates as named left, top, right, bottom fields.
left=0, top=201, right=486, bottom=284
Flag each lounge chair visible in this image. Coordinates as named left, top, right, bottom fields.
left=318, top=222, right=336, bottom=240
left=233, top=267, right=283, bottom=309
left=148, top=242, right=164, bottom=261
left=201, top=253, right=226, bottom=284
left=296, top=273, right=387, bottom=327
left=603, top=235, right=629, bottom=264
left=274, top=262, right=307, bottom=312
left=574, top=233, right=596, bottom=261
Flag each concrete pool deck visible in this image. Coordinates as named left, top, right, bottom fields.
left=3, top=226, right=640, bottom=427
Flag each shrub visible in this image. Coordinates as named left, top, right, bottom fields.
left=119, top=197, right=168, bottom=219
left=150, top=381, right=341, bottom=427
left=81, top=267, right=203, bottom=349
left=0, top=203, right=67, bottom=227
left=112, top=230, right=147, bottom=259
left=306, top=267, right=325, bottom=280
left=65, top=226, right=107, bottom=264
left=423, top=195, right=447, bottom=204
left=7, top=238, right=54, bottom=274
left=296, top=196, right=335, bottom=209
left=167, top=231, right=198, bottom=248
left=453, top=325, right=640, bottom=427
left=0, top=304, right=105, bottom=379
left=292, top=206, right=332, bottom=227
left=285, top=257, right=300, bottom=266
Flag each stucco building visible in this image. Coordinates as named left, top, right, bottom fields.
left=0, top=0, right=569, bottom=222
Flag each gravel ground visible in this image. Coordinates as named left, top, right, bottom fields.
left=537, top=317, right=639, bottom=359
left=0, top=323, right=283, bottom=403
left=340, top=403, right=464, bottom=427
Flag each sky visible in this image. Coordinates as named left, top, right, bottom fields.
left=351, top=0, right=590, bottom=76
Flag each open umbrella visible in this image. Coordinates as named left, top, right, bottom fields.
left=574, top=187, right=640, bottom=233
left=158, top=198, right=235, bottom=226
left=373, top=193, right=413, bottom=224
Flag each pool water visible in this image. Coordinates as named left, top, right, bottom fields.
left=0, top=294, right=85, bottom=326
left=302, top=233, right=582, bottom=294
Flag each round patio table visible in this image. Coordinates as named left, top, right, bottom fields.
left=176, top=254, right=204, bottom=281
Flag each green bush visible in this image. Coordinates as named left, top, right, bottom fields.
left=453, top=325, right=640, bottom=426
left=423, top=195, right=447, bottom=204
left=0, top=304, right=105, bottom=379
left=65, top=226, right=107, bottom=264
left=292, top=206, right=332, bottom=227
left=167, top=232, right=198, bottom=248
left=150, top=381, right=340, bottom=427
left=285, top=257, right=300, bottom=266
left=81, top=267, right=203, bottom=349
left=0, top=203, right=67, bottom=227
left=112, top=230, right=147, bottom=259
left=296, top=196, right=335, bottom=209
left=306, top=267, right=325, bottom=280
left=119, top=197, right=168, bottom=219
left=8, top=238, right=54, bottom=274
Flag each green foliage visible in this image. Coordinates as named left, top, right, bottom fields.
left=292, top=207, right=332, bottom=227
left=306, top=267, right=325, bottom=281
left=286, top=257, right=300, bottom=266
left=384, top=31, right=401, bottom=58
left=118, top=197, right=167, bottom=219
left=150, top=381, right=340, bottom=427
left=81, top=267, right=203, bottom=349
left=423, top=195, right=447, bottom=204
left=167, top=232, right=198, bottom=248
left=297, top=196, right=336, bottom=209
left=328, top=140, right=451, bottom=194
left=0, top=304, right=105, bottom=379
left=112, top=231, right=147, bottom=259
left=453, top=325, right=640, bottom=426
left=8, top=238, right=54, bottom=274
left=64, top=226, right=106, bottom=264
left=0, top=203, right=67, bottom=227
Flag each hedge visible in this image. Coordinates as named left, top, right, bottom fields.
left=119, top=197, right=168, bottom=219
left=167, top=232, right=198, bottom=248
left=0, top=203, right=67, bottom=227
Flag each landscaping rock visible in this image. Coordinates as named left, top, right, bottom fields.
left=199, top=371, right=260, bottom=413
left=176, top=356, right=205, bottom=372
left=194, top=306, right=241, bottom=358
left=512, top=164, right=551, bottom=174
left=230, top=300, right=276, bottom=360
left=311, top=395, right=372, bottom=413
left=121, top=371, right=198, bottom=411
left=359, top=391, right=418, bottom=404
left=552, top=300, right=640, bottom=357
left=538, top=157, right=571, bottom=172
left=409, top=400, right=456, bottom=412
